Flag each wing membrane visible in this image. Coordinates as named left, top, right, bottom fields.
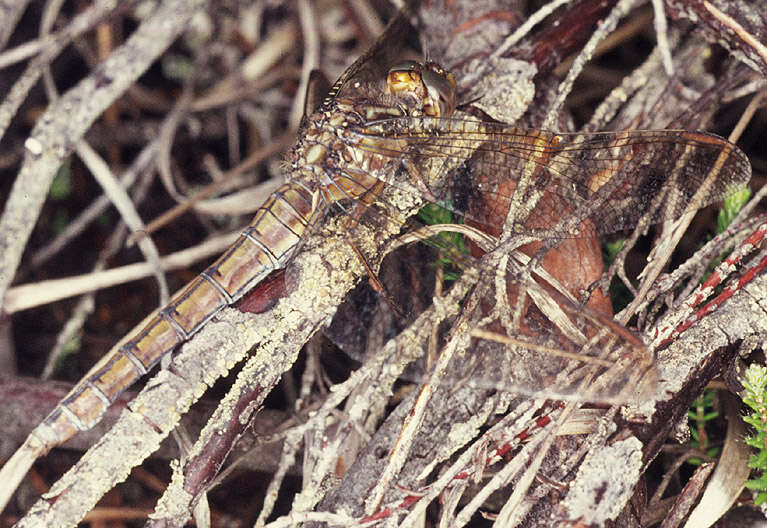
left=349, top=117, right=751, bottom=238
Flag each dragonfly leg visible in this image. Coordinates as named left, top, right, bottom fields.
left=341, top=179, right=407, bottom=320
left=403, top=159, right=439, bottom=203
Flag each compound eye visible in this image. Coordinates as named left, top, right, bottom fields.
left=387, top=60, right=423, bottom=95
left=422, top=64, right=456, bottom=117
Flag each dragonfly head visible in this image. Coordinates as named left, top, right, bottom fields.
left=386, top=60, right=456, bottom=119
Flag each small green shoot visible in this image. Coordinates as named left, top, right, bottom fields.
left=716, top=186, right=751, bottom=235
left=687, top=389, right=721, bottom=465
left=162, top=54, right=195, bottom=82
left=50, top=163, right=72, bottom=200
left=603, top=238, right=624, bottom=265
left=417, top=202, right=468, bottom=281
left=50, top=209, right=71, bottom=236
left=741, top=363, right=767, bottom=506
left=52, top=333, right=83, bottom=377
left=48, top=163, right=73, bottom=235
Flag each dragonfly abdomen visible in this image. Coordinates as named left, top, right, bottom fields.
left=33, top=183, right=317, bottom=450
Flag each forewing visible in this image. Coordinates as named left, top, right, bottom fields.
left=349, top=117, right=752, bottom=239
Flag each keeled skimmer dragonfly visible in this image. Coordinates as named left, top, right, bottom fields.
left=0, top=7, right=752, bottom=520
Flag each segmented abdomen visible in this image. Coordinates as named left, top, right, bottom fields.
left=36, top=183, right=316, bottom=448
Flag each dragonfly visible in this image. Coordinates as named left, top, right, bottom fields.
left=0, top=9, right=752, bottom=514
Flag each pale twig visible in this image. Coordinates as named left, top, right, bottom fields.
left=289, top=0, right=321, bottom=130
left=254, top=428, right=304, bottom=527
left=543, top=0, right=640, bottom=130
left=127, top=132, right=293, bottom=244
left=0, top=0, right=29, bottom=51
left=724, top=78, right=767, bottom=102
left=583, top=39, right=671, bottom=131
left=454, top=413, right=558, bottom=527
left=491, top=0, right=570, bottom=61
left=364, top=315, right=473, bottom=514
left=155, top=88, right=196, bottom=204
left=39, top=267, right=101, bottom=380
left=650, top=0, right=674, bottom=75
left=702, top=0, right=767, bottom=69
left=76, top=141, right=170, bottom=303
left=457, top=0, right=570, bottom=90
left=4, top=230, right=237, bottom=314
left=39, top=0, right=67, bottom=99
left=0, top=38, right=42, bottom=69
left=40, top=0, right=67, bottom=35
left=554, top=7, right=655, bottom=79
left=0, top=0, right=124, bottom=141
left=0, top=0, right=205, bottom=309
left=728, top=88, right=766, bottom=144
left=189, top=176, right=286, bottom=216
left=398, top=401, right=544, bottom=526
left=348, top=0, right=385, bottom=37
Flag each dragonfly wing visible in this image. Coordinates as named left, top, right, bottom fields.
left=351, top=118, right=752, bottom=239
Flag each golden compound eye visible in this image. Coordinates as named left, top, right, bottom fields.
left=422, top=63, right=456, bottom=118
left=386, top=60, right=457, bottom=118
left=386, top=60, right=423, bottom=96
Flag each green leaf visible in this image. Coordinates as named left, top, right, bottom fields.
left=603, top=238, right=624, bottom=265
left=717, top=185, right=751, bottom=234
left=50, top=163, right=72, bottom=200
left=50, top=209, right=71, bottom=235
left=746, top=477, right=767, bottom=491
left=416, top=201, right=468, bottom=279
left=689, top=427, right=700, bottom=443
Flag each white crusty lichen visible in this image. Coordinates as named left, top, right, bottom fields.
left=560, top=436, right=643, bottom=524
left=149, top=459, right=195, bottom=521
